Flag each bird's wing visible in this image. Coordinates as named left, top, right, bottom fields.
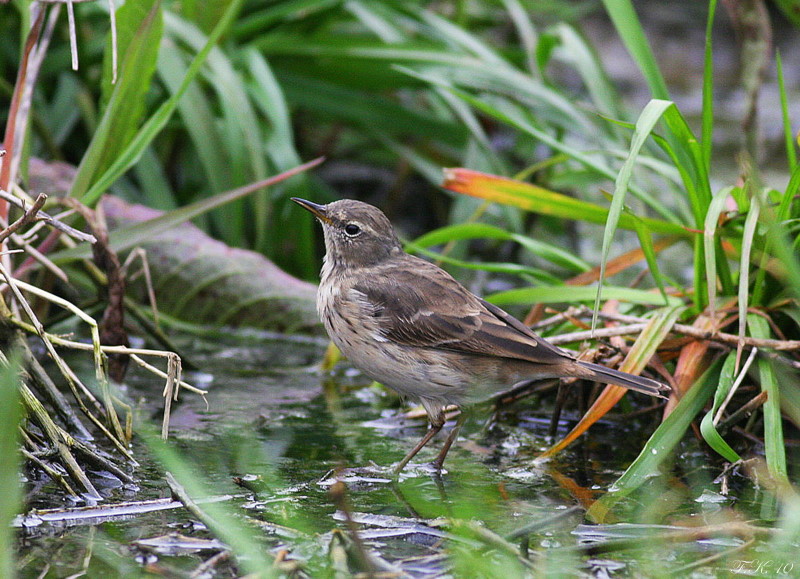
left=351, top=257, right=570, bottom=364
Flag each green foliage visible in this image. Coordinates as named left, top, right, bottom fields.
left=71, top=0, right=163, bottom=201
left=0, top=355, right=22, bottom=579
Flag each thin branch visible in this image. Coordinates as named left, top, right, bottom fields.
left=595, top=310, right=800, bottom=351
left=0, top=188, right=97, bottom=243
left=0, top=193, right=46, bottom=243
left=546, top=323, right=648, bottom=346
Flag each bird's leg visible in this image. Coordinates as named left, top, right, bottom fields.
left=430, top=411, right=467, bottom=472
left=393, top=411, right=445, bottom=474
left=548, top=382, right=568, bottom=440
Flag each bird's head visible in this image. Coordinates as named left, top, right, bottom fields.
left=292, top=198, right=403, bottom=269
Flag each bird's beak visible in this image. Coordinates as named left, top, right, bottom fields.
left=291, top=197, right=332, bottom=224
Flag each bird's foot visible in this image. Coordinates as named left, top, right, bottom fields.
left=317, top=463, right=393, bottom=487
left=391, top=461, right=447, bottom=478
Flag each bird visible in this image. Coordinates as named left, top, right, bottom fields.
left=292, top=197, right=668, bottom=474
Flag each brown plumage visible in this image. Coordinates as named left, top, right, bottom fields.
left=293, top=197, right=668, bottom=473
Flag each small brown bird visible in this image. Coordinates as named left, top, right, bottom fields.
left=293, top=198, right=668, bottom=473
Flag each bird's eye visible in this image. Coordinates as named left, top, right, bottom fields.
left=344, top=223, right=361, bottom=237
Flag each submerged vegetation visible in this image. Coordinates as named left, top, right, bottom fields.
left=1, top=0, right=800, bottom=576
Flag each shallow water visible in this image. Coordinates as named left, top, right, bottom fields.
left=14, top=329, right=793, bottom=577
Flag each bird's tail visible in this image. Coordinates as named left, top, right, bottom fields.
left=575, top=360, right=669, bottom=399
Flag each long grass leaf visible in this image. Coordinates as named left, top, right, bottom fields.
left=549, top=23, right=623, bottom=123
left=0, top=354, right=22, bottom=579
left=703, top=186, right=735, bottom=316
left=79, top=0, right=245, bottom=205
left=488, top=285, right=682, bottom=308
left=655, top=105, right=732, bottom=303
left=346, top=1, right=406, bottom=43
left=156, top=45, right=225, bottom=192
left=738, top=189, right=762, bottom=361
left=71, top=1, right=163, bottom=201
left=748, top=315, right=789, bottom=482
left=659, top=105, right=713, bottom=224
left=100, top=0, right=159, bottom=109
left=699, top=352, right=743, bottom=462
left=778, top=164, right=800, bottom=223
left=592, top=99, right=674, bottom=329
left=278, top=70, right=466, bottom=146
left=261, top=39, right=596, bottom=133
left=165, top=13, right=270, bottom=247
left=246, top=49, right=317, bottom=277
left=501, top=0, right=539, bottom=75
left=417, top=9, right=507, bottom=66
left=408, top=245, right=558, bottom=284
left=631, top=213, right=668, bottom=304
left=601, top=0, right=670, bottom=99
left=443, top=168, right=686, bottom=235
left=777, top=52, right=797, bottom=173
left=411, top=222, right=590, bottom=272
left=701, top=0, right=718, bottom=169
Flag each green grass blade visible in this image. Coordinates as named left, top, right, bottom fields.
left=233, top=0, right=338, bottom=39
left=246, top=49, right=317, bottom=278
left=132, top=146, right=177, bottom=210
left=260, top=38, right=596, bottom=133
left=417, top=9, right=507, bottom=67
left=501, top=0, right=539, bottom=75
left=346, top=0, right=406, bottom=43
left=443, top=88, right=682, bottom=223
left=592, top=99, right=674, bottom=328
left=165, top=13, right=270, bottom=248
left=748, top=315, right=789, bottom=482
left=738, top=189, right=761, bottom=341
left=79, top=0, right=245, bottom=205
left=631, top=213, right=669, bottom=304
left=71, top=1, right=163, bottom=201
left=156, top=45, right=225, bottom=192
left=777, top=52, right=797, bottom=172
left=548, top=23, right=624, bottom=123
left=703, top=186, right=735, bottom=314
left=701, top=0, right=719, bottom=169
left=699, top=352, right=744, bottom=463
left=100, top=0, right=159, bottom=109
left=692, top=236, right=707, bottom=313
left=408, top=245, right=559, bottom=284
left=653, top=105, right=732, bottom=301
left=0, top=354, right=22, bottom=579
left=659, top=105, right=713, bottom=224
left=278, top=69, right=467, bottom=146
left=601, top=0, right=670, bottom=99
left=778, top=163, right=800, bottom=222
left=411, top=222, right=591, bottom=272
left=487, top=285, right=683, bottom=308
left=181, top=0, right=243, bottom=35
